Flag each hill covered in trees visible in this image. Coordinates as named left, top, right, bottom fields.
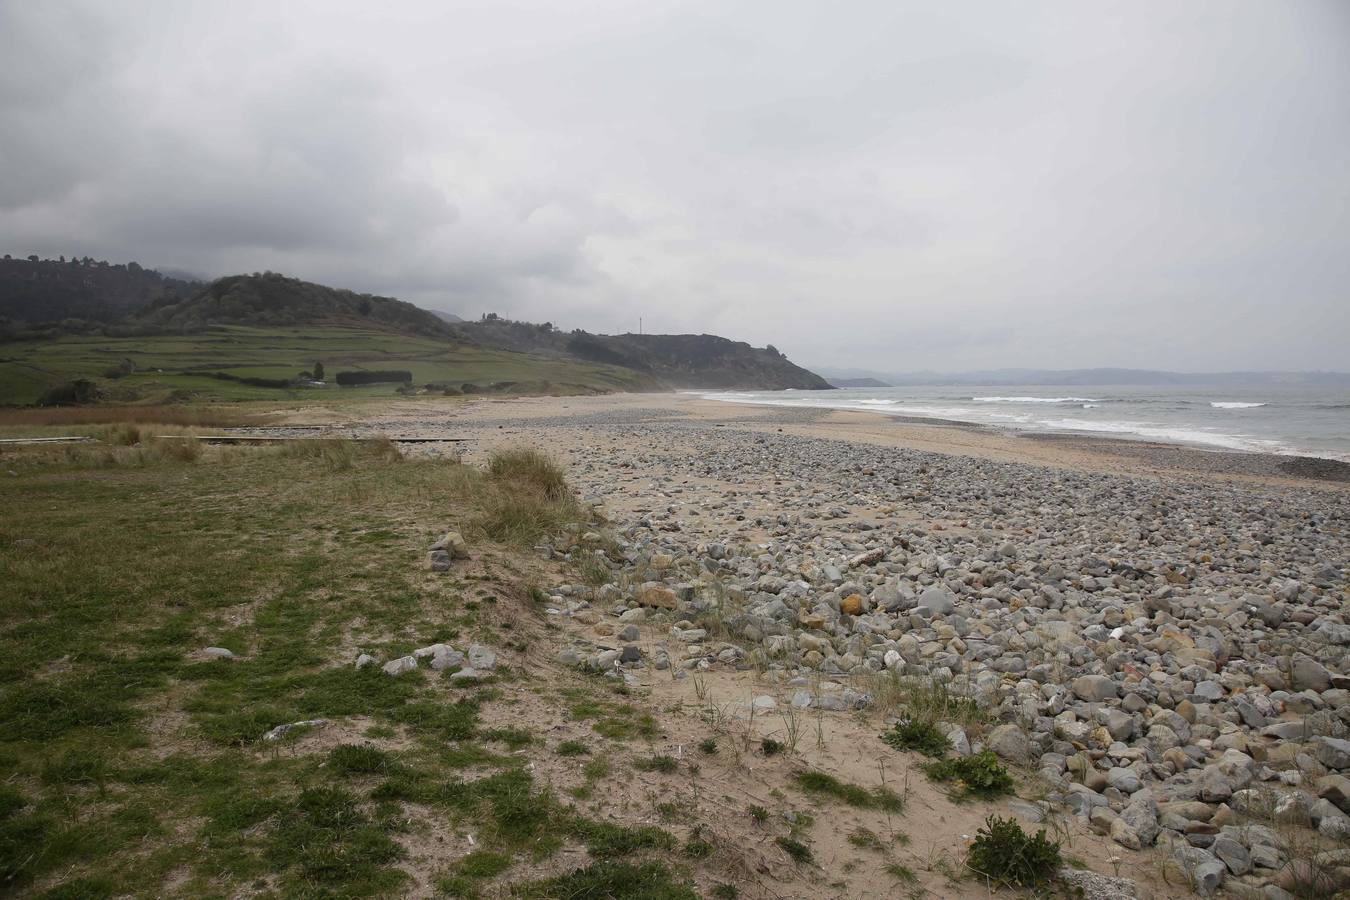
left=136, top=273, right=457, bottom=338
left=0, top=255, right=200, bottom=332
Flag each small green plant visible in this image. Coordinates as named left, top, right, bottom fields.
left=556, top=740, right=590, bottom=757
left=922, top=751, right=1014, bottom=800
left=966, top=815, right=1062, bottom=889
left=847, top=827, right=886, bottom=852
left=634, top=755, right=678, bottom=773
left=711, top=885, right=739, bottom=900
left=682, top=826, right=714, bottom=858
left=881, top=719, right=951, bottom=758
left=776, top=836, right=813, bottom=864
left=885, top=862, right=918, bottom=883
left=760, top=738, right=784, bottom=756
left=698, top=738, right=718, bottom=755
left=793, top=771, right=904, bottom=812
left=748, top=805, right=769, bottom=824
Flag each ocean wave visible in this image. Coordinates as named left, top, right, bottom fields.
left=1210, top=401, right=1266, bottom=409
left=972, top=396, right=1103, bottom=404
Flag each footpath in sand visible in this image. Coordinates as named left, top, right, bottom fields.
left=259, top=391, right=1350, bottom=897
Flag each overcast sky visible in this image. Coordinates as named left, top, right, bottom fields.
left=2, top=1, right=1347, bottom=372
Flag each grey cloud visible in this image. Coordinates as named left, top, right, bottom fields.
left=0, top=0, right=1346, bottom=371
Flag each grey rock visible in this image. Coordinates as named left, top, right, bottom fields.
left=986, top=723, right=1032, bottom=764
left=355, top=653, right=377, bottom=668
left=1291, top=656, right=1332, bottom=693
left=1315, top=735, right=1350, bottom=770
left=917, top=584, right=956, bottom=616
left=468, top=644, right=497, bottom=670
left=1072, top=674, right=1118, bottom=702
left=1212, top=833, right=1251, bottom=876
left=201, top=647, right=235, bottom=659
left=382, top=656, right=417, bottom=676
left=1107, top=766, right=1142, bottom=794
left=262, top=719, right=328, bottom=741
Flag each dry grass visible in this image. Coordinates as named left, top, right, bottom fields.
left=487, top=448, right=570, bottom=501
left=0, top=405, right=273, bottom=429
left=474, top=449, right=587, bottom=544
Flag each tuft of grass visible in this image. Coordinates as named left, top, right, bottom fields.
left=711, top=885, right=739, bottom=900
left=760, top=738, right=783, bottom=756
left=569, top=818, right=676, bottom=859
left=885, top=862, right=918, bottom=883
left=556, top=740, right=590, bottom=757
left=633, top=755, right=678, bottom=774
left=793, top=771, right=904, bottom=812
left=438, top=846, right=514, bottom=894
left=966, top=815, right=1062, bottom=889
left=481, top=727, right=532, bottom=750
left=514, top=861, right=696, bottom=900
left=776, top=836, right=813, bottom=864
left=263, top=786, right=406, bottom=895
left=881, top=719, right=951, bottom=758
left=748, top=805, right=769, bottom=824
left=328, top=744, right=396, bottom=776
left=922, top=751, right=1014, bottom=800
left=486, top=448, right=569, bottom=501
left=847, top=827, right=887, bottom=852
left=698, top=738, right=717, bottom=755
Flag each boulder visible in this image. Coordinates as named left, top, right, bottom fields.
left=1072, top=674, right=1118, bottom=702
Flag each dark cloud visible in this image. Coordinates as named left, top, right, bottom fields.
left=1, top=0, right=1346, bottom=370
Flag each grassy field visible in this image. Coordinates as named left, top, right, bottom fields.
left=0, top=440, right=706, bottom=898
left=0, top=325, right=653, bottom=405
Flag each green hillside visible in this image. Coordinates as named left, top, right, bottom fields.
left=0, top=325, right=652, bottom=404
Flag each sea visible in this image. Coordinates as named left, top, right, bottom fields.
left=701, top=385, right=1350, bottom=462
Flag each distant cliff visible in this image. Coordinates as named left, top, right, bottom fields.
left=460, top=317, right=832, bottom=390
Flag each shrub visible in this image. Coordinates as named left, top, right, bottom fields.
left=335, top=370, right=412, bottom=386
left=922, top=751, right=1014, bottom=800
left=881, top=719, right=951, bottom=758
left=38, top=379, right=101, bottom=406
left=966, top=815, right=1061, bottom=889
left=760, top=738, right=784, bottom=756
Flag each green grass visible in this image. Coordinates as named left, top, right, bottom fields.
left=0, top=439, right=619, bottom=896
left=793, top=771, right=905, bottom=812
left=514, top=861, right=696, bottom=899
left=0, top=323, right=652, bottom=405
